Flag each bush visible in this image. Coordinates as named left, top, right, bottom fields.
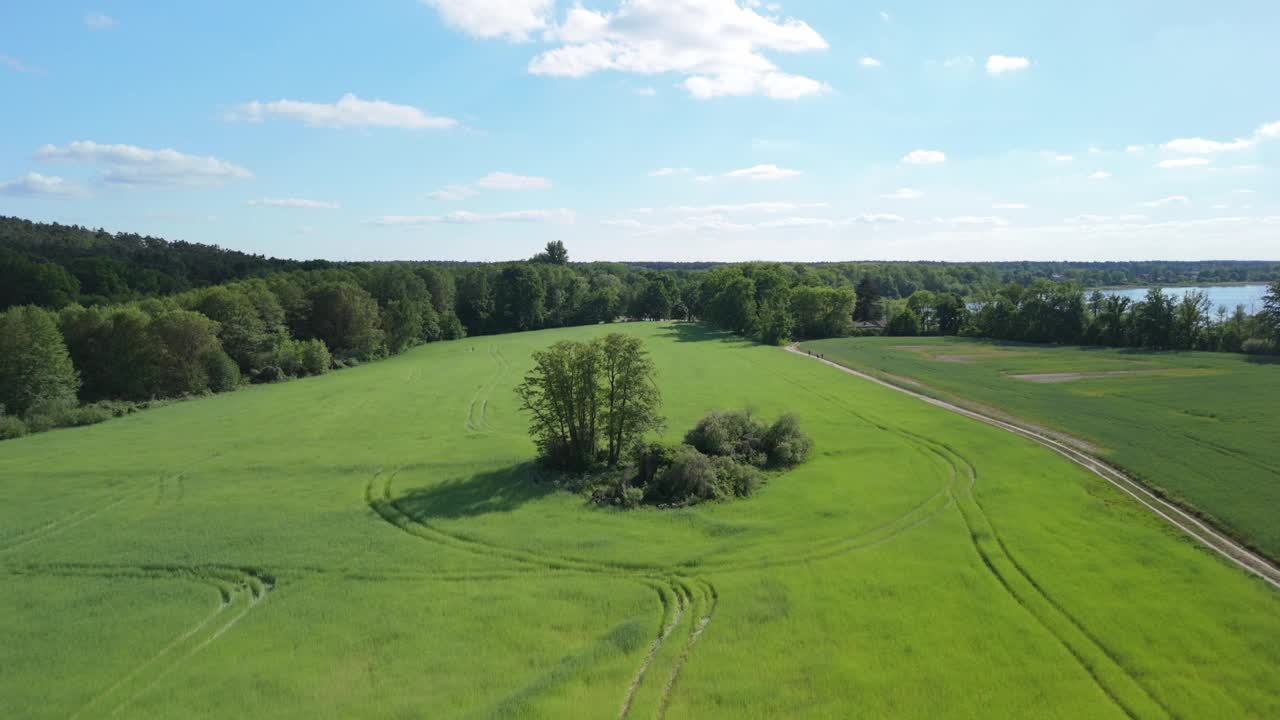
left=684, top=410, right=767, bottom=467
left=1242, top=338, right=1277, bottom=355
left=648, top=446, right=719, bottom=505
left=274, top=339, right=305, bottom=376
left=0, top=414, right=28, bottom=440
left=763, top=413, right=812, bottom=468
left=200, top=350, right=241, bottom=393
left=255, top=365, right=285, bottom=383
left=710, top=455, right=762, bottom=498
left=300, top=339, right=332, bottom=375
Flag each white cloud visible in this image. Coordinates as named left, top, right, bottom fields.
left=84, top=12, right=117, bottom=30
left=986, top=55, right=1030, bottom=74
left=1161, top=137, right=1253, bottom=154
left=696, top=164, right=802, bottom=181
left=1156, top=157, right=1211, bottom=169
left=1089, top=171, right=1112, bottom=180
left=671, top=201, right=827, bottom=214
left=475, top=171, right=551, bottom=190
left=942, top=216, right=1010, bottom=226
left=420, top=0, right=552, bottom=41
left=1125, top=145, right=1147, bottom=153
left=759, top=216, right=834, bottom=229
left=1141, top=195, right=1190, bottom=208
left=35, top=140, right=252, bottom=186
left=1065, top=214, right=1147, bottom=224
left=0, top=172, right=82, bottom=197
left=1, top=54, right=39, bottom=73
left=429, top=184, right=478, bottom=201
left=1044, top=152, right=1073, bottom=163
left=901, top=149, right=946, bottom=165
left=992, top=202, right=1029, bottom=210
left=373, top=208, right=575, bottom=226
left=1257, top=121, right=1280, bottom=139
left=859, top=57, right=881, bottom=68
left=881, top=188, right=923, bottom=200
left=527, top=1, right=830, bottom=100
left=649, top=167, right=692, bottom=177
left=249, top=197, right=339, bottom=209
left=846, top=213, right=905, bottom=224
left=229, top=93, right=456, bottom=129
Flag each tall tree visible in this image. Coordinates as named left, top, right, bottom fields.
left=0, top=305, right=79, bottom=416
left=600, top=334, right=663, bottom=467
left=516, top=339, right=603, bottom=471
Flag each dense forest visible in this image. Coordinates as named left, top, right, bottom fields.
left=0, top=215, right=1277, bottom=440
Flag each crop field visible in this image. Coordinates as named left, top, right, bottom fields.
left=798, top=336, right=1280, bottom=562
left=2, top=323, right=1278, bottom=719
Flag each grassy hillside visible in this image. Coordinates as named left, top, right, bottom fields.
left=799, top=336, right=1280, bottom=561
left=2, top=323, right=1277, bottom=718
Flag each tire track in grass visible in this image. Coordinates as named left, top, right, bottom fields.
left=914, top=437, right=1174, bottom=720
left=465, top=344, right=510, bottom=434
left=618, top=580, right=684, bottom=719
left=0, top=487, right=144, bottom=555
left=656, top=578, right=718, bottom=720
left=787, top=346, right=1280, bottom=590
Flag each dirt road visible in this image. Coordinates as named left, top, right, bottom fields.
left=785, top=345, right=1280, bottom=590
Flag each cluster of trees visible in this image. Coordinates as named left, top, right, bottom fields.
left=515, top=335, right=812, bottom=509
left=883, top=280, right=1280, bottom=354
left=698, top=265, right=858, bottom=344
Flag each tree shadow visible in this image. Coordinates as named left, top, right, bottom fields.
left=1244, top=353, right=1280, bottom=365
left=658, top=321, right=757, bottom=346
left=395, top=462, right=555, bottom=521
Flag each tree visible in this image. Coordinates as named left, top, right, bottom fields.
left=791, top=286, right=856, bottom=339
left=1263, top=280, right=1280, bottom=343
left=0, top=305, right=79, bottom=416
left=934, top=293, right=968, bottom=335
left=853, top=277, right=882, bottom=322
left=600, top=334, right=663, bottom=466
left=886, top=308, right=921, bottom=336
left=306, top=284, right=385, bottom=358
left=516, top=335, right=662, bottom=472
left=148, top=309, right=224, bottom=396
left=533, top=240, right=569, bottom=265
left=189, top=286, right=273, bottom=372
left=1132, top=287, right=1176, bottom=348
left=494, top=265, right=546, bottom=332
left=383, top=299, right=423, bottom=354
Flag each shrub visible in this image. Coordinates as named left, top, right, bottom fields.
left=300, top=339, right=332, bottom=375
left=255, top=365, right=285, bottom=384
left=274, top=339, right=305, bottom=377
left=0, top=414, right=28, bottom=440
left=1242, top=338, right=1276, bottom=355
left=648, top=446, right=719, bottom=505
left=684, top=410, right=767, bottom=467
left=763, top=413, right=812, bottom=468
left=710, top=455, right=762, bottom=498
left=201, top=350, right=241, bottom=392
left=632, top=441, right=676, bottom=487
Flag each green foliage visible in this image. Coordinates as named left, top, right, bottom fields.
left=0, top=305, right=79, bottom=416
left=0, top=412, right=28, bottom=439
left=299, top=339, right=332, bottom=375
left=200, top=350, right=241, bottom=393
left=305, top=283, right=384, bottom=359
left=763, top=413, right=812, bottom=468
left=791, top=286, right=856, bottom=339
left=886, top=308, right=921, bottom=336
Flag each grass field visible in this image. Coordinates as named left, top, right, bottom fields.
left=798, top=336, right=1280, bottom=562
left=2, top=323, right=1277, bottom=718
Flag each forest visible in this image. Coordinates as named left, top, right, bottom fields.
left=1, top=216, right=1278, bottom=440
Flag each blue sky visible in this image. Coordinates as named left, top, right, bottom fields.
left=1, top=1, right=1278, bottom=262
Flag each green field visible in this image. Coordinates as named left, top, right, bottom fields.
left=2, top=323, right=1277, bottom=719
left=798, top=336, right=1280, bottom=561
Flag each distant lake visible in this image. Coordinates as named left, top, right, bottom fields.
left=1100, top=285, right=1270, bottom=313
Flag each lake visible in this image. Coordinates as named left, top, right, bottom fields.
left=1100, top=285, right=1271, bottom=313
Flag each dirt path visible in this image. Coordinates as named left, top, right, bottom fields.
left=785, top=346, right=1280, bottom=591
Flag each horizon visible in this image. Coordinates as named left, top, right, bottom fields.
left=2, top=2, right=1278, bottom=262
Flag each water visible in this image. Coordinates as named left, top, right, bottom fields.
left=1100, top=285, right=1271, bottom=313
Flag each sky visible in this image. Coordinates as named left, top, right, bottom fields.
left=1, top=1, right=1278, bottom=263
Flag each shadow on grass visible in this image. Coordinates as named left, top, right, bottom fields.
left=1244, top=353, right=1280, bottom=365
left=658, top=321, right=756, bottom=346
left=395, top=462, right=555, bottom=521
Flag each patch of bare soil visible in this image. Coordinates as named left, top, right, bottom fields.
left=1010, top=371, right=1151, bottom=383
left=934, top=354, right=987, bottom=363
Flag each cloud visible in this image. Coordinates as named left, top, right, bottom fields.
left=35, top=140, right=252, bottom=186
left=84, top=12, right=118, bottom=30
left=942, top=216, right=1010, bottom=226
left=1089, top=171, right=1112, bottom=180
left=1156, top=157, right=1211, bottom=169
left=420, top=0, right=552, bottom=41
left=527, top=1, right=830, bottom=100
left=1258, top=121, right=1280, bottom=139
left=859, top=57, right=881, bottom=68
left=0, top=172, right=83, bottom=198
left=1125, top=145, right=1147, bottom=153
left=759, top=216, right=834, bottom=229
left=902, top=149, right=945, bottom=165
left=846, top=213, right=905, bottom=224
left=373, top=209, right=575, bottom=226
left=1, top=54, right=39, bottom=74
left=992, top=202, right=1029, bottom=210
left=429, top=184, right=478, bottom=201
left=1043, top=152, right=1073, bottom=163
left=1141, top=195, right=1190, bottom=208
left=1065, top=214, right=1147, bottom=224
left=475, top=171, right=551, bottom=190
left=671, top=201, right=828, bottom=214
left=249, top=197, right=339, bottom=209
left=649, top=167, right=692, bottom=177
left=229, top=93, right=456, bottom=129
left=1161, top=137, right=1253, bottom=154
left=986, top=55, right=1030, bottom=74
left=881, top=188, right=923, bottom=200
left=696, top=164, right=802, bottom=182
